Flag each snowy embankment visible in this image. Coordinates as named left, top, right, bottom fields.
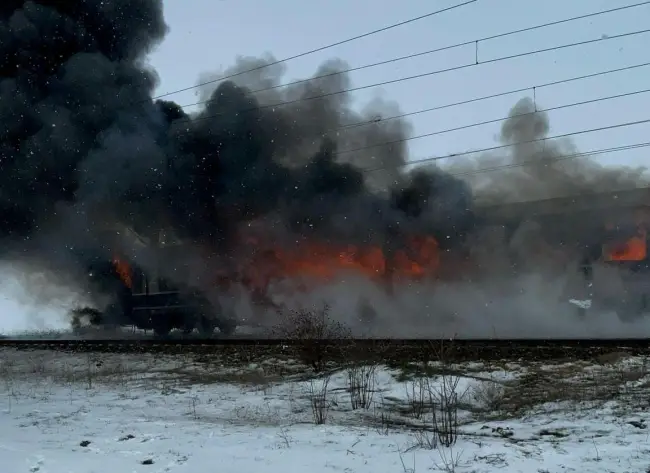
left=2, top=348, right=650, bottom=472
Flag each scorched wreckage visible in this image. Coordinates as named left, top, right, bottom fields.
left=1, top=0, right=649, bottom=336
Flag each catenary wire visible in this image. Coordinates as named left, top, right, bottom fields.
left=1, top=3, right=644, bottom=126
left=335, top=87, right=650, bottom=156
left=176, top=28, right=650, bottom=127
left=152, top=0, right=478, bottom=100
left=335, top=62, right=650, bottom=132
left=449, top=142, right=650, bottom=178
left=363, top=117, right=650, bottom=172
left=180, top=1, right=650, bottom=109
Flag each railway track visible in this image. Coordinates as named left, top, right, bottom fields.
left=1, top=338, right=649, bottom=362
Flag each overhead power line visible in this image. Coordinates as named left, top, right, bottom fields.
left=181, top=1, right=650, bottom=109
left=336, top=62, right=650, bottom=133
left=449, top=142, right=650, bottom=178
left=179, top=28, right=650, bottom=127
left=335, top=87, right=650, bottom=157
left=365, top=117, right=650, bottom=172
left=152, top=0, right=477, bottom=100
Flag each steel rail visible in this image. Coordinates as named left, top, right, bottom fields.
left=1, top=338, right=649, bottom=346
left=2, top=338, right=649, bottom=362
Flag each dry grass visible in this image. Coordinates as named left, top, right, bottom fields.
left=468, top=357, right=650, bottom=419
left=3, top=344, right=650, bottom=429
left=0, top=349, right=307, bottom=400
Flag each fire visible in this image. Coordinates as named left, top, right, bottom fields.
left=232, top=234, right=440, bottom=296
left=109, top=230, right=441, bottom=307
left=112, top=255, right=133, bottom=288
left=392, top=236, right=440, bottom=278
left=604, top=229, right=647, bottom=261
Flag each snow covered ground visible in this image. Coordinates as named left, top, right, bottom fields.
left=2, top=348, right=650, bottom=472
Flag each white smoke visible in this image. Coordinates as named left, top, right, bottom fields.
left=263, top=267, right=650, bottom=339
left=0, top=262, right=89, bottom=336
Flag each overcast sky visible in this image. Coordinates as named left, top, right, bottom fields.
left=147, top=0, right=650, bottom=174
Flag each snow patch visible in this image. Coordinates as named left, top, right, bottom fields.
left=1, top=350, right=650, bottom=472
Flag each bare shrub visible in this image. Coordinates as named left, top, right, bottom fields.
left=274, top=304, right=350, bottom=340
left=425, top=338, right=458, bottom=367
left=412, top=426, right=438, bottom=450
left=398, top=449, right=416, bottom=473
left=427, top=338, right=463, bottom=448
left=431, top=374, right=462, bottom=448
left=434, top=446, right=466, bottom=473
left=188, top=395, right=199, bottom=419
left=84, top=353, right=101, bottom=389
left=347, top=364, right=377, bottom=410
left=409, top=373, right=463, bottom=450
left=0, top=359, right=19, bottom=409
left=408, top=336, right=467, bottom=452
left=471, top=379, right=506, bottom=412
left=272, top=304, right=352, bottom=372
left=372, top=399, right=392, bottom=435
left=405, top=377, right=427, bottom=419
left=308, top=374, right=332, bottom=424
left=277, top=427, right=293, bottom=448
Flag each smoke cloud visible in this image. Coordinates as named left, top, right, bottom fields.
left=1, top=0, right=648, bottom=337
left=0, top=261, right=88, bottom=335
left=447, top=97, right=648, bottom=203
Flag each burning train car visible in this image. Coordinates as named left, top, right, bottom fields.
left=478, top=187, right=650, bottom=318
left=79, top=215, right=449, bottom=336
left=82, top=229, right=238, bottom=336
left=107, top=255, right=237, bottom=336
left=83, top=187, right=650, bottom=335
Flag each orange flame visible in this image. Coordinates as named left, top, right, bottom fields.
left=604, top=229, right=647, bottom=261
left=113, top=256, right=133, bottom=288
left=228, top=233, right=440, bottom=298
left=109, top=231, right=440, bottom=309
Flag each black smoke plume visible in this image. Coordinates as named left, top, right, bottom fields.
left=0, top=0, right=475, bottom=316
left=5, top=1, right=649, bottom=338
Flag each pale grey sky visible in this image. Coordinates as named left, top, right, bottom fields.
left=147, top=0, right=650, bottom=173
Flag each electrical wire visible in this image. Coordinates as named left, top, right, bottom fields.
left=336, top=62, right=650, bottom=132
left=4, top=4, right=648, bottom=187
left=449, top=142, right=650, bottom=178
left=3, top=2, right=645, bottom=127
left=180, top=1, right=650, bottom=109
left=152, top=0, right=478, bottom=100
left=364, top=117, right=650, bottom=172
left=335, top=87, right=650, bottom=156
left=179, top=28, right=650, bottom=126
